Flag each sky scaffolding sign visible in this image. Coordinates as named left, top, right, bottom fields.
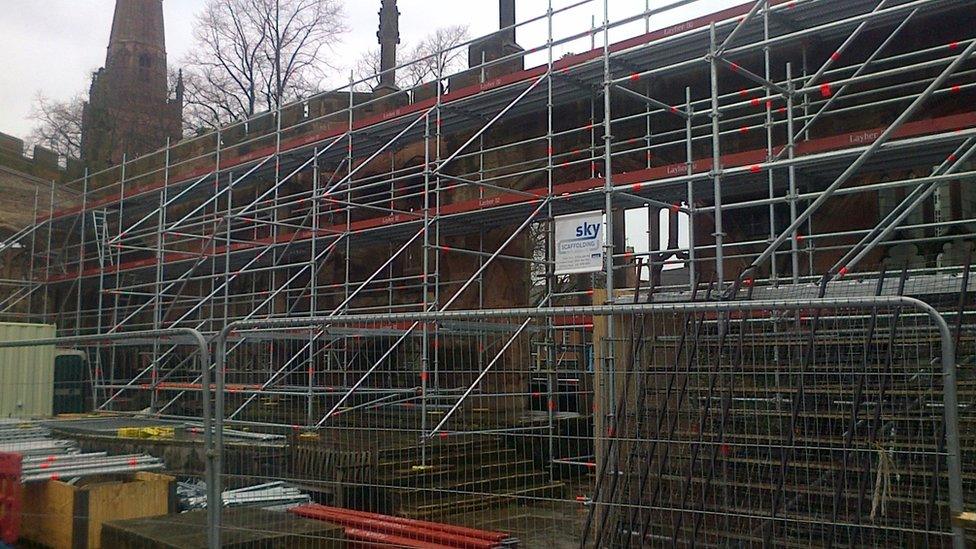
left=554, top=210, right=604, bottom=275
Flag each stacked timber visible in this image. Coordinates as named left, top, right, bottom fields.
left=288, top=429, right=564, bottom=521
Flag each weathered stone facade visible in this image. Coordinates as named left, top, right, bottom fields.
left=0, top=134, right=80, bottom=319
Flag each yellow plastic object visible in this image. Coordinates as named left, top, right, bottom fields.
left=117, top=426, right=175, bottom=439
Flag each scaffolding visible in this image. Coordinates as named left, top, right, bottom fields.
left=0, top=0, right=974, bottom=546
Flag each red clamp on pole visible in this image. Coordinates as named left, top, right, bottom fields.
left=738, top=88, right=749, bottom=98
left=950, top=85, right=961, bottom=94
left=820, top=83, right=833, bottom=98
left=838, top=266, right=849, bottom=277
left=750, top=98, right=761, bottom=108
left=630, top=73, right=640, bottom=82
left=730, top=62, right=741, bottom=72
left=739, top=126, right=749, bottom=135
left=749, top=165, right=762, bottom=174
left=631, top=182, right=643, bottom=192
left=830, top=51, right=841, bottom=62
left=670, top=203, right=681, bottom=214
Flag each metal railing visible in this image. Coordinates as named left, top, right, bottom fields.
left=211, top=297, right=965, bottom=548
left=0, top=328, right=218, bottom=548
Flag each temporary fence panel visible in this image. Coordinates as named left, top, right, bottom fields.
left=218, top=311, right=592, bottom=547
left=212, top=297, right=966, bottom=548
left=0, top=329, right=216, bottom=548
left=586, top=302, right=964, bottom=548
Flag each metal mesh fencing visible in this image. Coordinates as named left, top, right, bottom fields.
left=0, top=329, right=219, bottom=547
left=589, top=303, right=962, bottom=547
left=0, top=299, right=962, bottom=547
left=209, top=298, right=964, bottom=548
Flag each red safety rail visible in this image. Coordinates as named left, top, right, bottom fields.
left=290, top=503, right=513, bottom=548
left=0, top=452, right=22, bottom=545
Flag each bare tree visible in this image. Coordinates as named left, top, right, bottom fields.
left=355, top=25, right=470, bottom=91
left=182, top=0, right=347, bottom=131
left=28, top=93, right=85, bottom=159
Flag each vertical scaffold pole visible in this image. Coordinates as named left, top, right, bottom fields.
left=211, top=125, right=223, bottom=548
left=271, top=93, right=284, bottom=324
left=308, top=150, right=320, bottom=426
left=600, top=0, right=618, bottom=502
left=27, top=189, right=38, bottom=317
left=545, top=0, right=556, bottom=478
left=109, top=155, right=128, bottom=407
left=152, top=145, right=168, bottom=413
left=343, top=72, right=354, bottom=388
left=76, top=168, right=88, bottom=337
left=786, top=64, right=800, bottom=283
left=433, top=50, right=443, bottom=402
left=43, top=181, right=55, bottom=323
left=709, top=23, right=724, bottom=289
left=421, top=111, right=431, bottom=462
left=763, top=2, right=777, bottom=283
left=686, top=87, right=695, bottom=289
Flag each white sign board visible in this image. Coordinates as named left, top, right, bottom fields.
left=554, top=210, right=604, bottom=275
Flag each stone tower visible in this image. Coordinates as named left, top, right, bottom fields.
left=81, top=0, right=182, bottom=171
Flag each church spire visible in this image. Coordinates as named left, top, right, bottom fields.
left=81, top=0, right=182, bottom=171
left=108, top=0, right=166, bottom=55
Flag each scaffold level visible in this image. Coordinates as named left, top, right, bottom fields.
left=0, top=0, right=974, bottom=547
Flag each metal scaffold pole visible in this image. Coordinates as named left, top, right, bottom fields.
left=13, top=2, right=975, bottom=546
left=709, top=23, right=725, bottom=289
